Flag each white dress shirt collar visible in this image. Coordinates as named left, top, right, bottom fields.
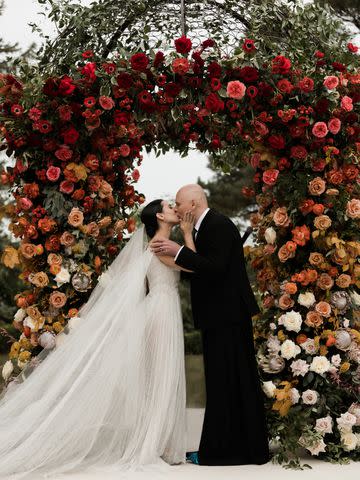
left=195, top=207, right=210, bottom=232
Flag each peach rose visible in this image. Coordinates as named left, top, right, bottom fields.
left=98, top=180, right=113, bottom=199
left=278, top=244, right=296, bottom=263
left=326, top=188, right=339, bottom=196
left=1, top=246, right=20, bottom=268
left=60, top=231, right=76, bottom=247
left=114, top=219, right=126, bottom=234
left=84, top=222, right=100, bottom=237
left=68, top=207, right=84, bottom=227
left=273, top=206, right=290, bottom=227
left=20, top=243, right=37, bottom=259
left=49, top=291, right=67, bottom=309
left=292, top=225, right=310, bottom=246
left=332, top=248, right=349, bottom=265
left=308, top=177, right=326, bottom=196
left=312, top=204, right=325, bottom=215
left=284, top=282, right=298, bottom=295
left=31, top=272, right=49, bottom=288
left=314, top=215, right=332, bottom=231
left=336, top=274, right=352, bottom=288
left=309, top=252, right=325, bottom=266
left=98, top=216, right=112, bottom=229
left=305, top=311, right=324, bottom=328
left=317, top=273, right=334, bottom=290
left=47, top=253, right=63, bottom=266
left=315, top=301, right=332, bottom=317
left=26, top=305, right=42, bottom=320
left=346, top=199, right=360, bottom=219
left=278, top=294, right=295, bottom=310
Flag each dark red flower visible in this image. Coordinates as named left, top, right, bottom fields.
left=205, top=93, right=224, bottom=113
left=130, top=53, right=149, bottom=72
left=298, top=77, right=314, bottom=93
left=207, top=61, right=222, bottom=78
left=82, top=50, right=94, bottom=59
left=153, top=51, right=165, bottom=68
left=290, top=145, right=308, bottom=159
left=102, top=62, right=116, bottom=74
left=242, top=38, right=256, bottom=53
left=246, top=85, right=258, bottom=98
left=116, top=72, right=133, bottom=89
left=314, top=50, right=324, bottom=58
left=271, top=55, right=291, bottom=75
left=268, top=134, right=286, bottom=150
left=210, top=78, right=221, bottom=91
left=43, top=77, right=60, bottom=97
left=202, top=39, right=215, bottom=49
left=257, top=81, right=274, bottom=97
left=157, top=74, right=167, bottom=86
left=11, top=104, right=24, bottom=116
left=315, top=98, right=329, bottom=114
left=37, top=120, right=53, bottom=134
left=192, top=51, right=204, bottom=67
left=238, top=66, right=259, bottom=83
left=332, top=62, right=346, bottom=73
left=165, top=82, right=182, bottom=97
left=62, top=126, right=79, bottom=144
left=347, top=42, right=358, bottom=53
left=226, top=99, right=237, bottom=111
left=114, top=111, right=130, bottom=126
left=137, top=90, right=156, bottom=112
left=174, top=35, right=192, bottom=54
left=58, top=76, right=76, bottom=95
left=81, top=62, right=97, bottom=81
left=84, top=97, right=96, bottom=108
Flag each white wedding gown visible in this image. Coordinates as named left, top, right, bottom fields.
left=0, top=226, right=187, bottom=479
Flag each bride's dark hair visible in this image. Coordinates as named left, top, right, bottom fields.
left=140, top=199, right=164, bottom=238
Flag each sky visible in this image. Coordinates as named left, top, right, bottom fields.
left=0, top=0, right=214, bottom=203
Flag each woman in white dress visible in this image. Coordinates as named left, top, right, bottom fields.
left=0, top=199, right=196, bottom=479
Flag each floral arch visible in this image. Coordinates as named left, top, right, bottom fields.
left=0, top=32, right=359, bottom=466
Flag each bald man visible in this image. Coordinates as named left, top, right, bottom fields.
left=151, top=184, right=270, bottom=466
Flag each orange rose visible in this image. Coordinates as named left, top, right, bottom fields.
left=336, top=273, right=352, bottom=288
left=20, top=243, right=37, bottom=259
left=314, top=215, right=332, bottom=231
left=306, top=269, right=318, bottom=283
left=278, top=244, right=295, bottom=262
left=284, top=282, right=298, bottom=294
left=68, top=207, right=84, bottom=227
left=60, top=231, right=76, bottom=247
left=278, top=294, right=295, bottom=310
left=68, top=308, right=79, bottom=318
left=346, top=198, right=360, bottom=219
left=49, top=291, right=67, bottom=308
left=308, top=177, right=326, bottom=196
left=273, top=207, right=290, bottom=227
left=312, top=204, right=325, bottom=215
left=38, top=217, right=57, bottom=234
left=315, top=301, right=332, bottom=317
left=317, top=273, right=334, bottom=290
left=305, top=310, right=323, bottom=328
left=50, top=264, right=61, bottom=275
left=292, top=225, right=310, bottom=246
left=309, top=252, right=324, bottom=266
left=296, top=333, right=308, bottom=344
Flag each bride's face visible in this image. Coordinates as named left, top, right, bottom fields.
left=157, top=201, right=180, bottom=225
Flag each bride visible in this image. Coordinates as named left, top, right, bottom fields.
left=0, top=199, right=196, bottom=479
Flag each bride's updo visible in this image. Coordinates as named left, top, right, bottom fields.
left=140, top=199, right=163, bottom=238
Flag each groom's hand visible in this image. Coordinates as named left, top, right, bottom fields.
left=150, top=238, right=181, bottom=257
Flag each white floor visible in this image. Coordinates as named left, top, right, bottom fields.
left=4, top=409, right=360, bottom=480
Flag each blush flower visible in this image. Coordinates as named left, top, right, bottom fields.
left=226, top=81, right=246, bottom=99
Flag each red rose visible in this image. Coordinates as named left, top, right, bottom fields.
left=114, top=111, right=130, bottom=125
left=327, top=168, right=344, bottom=185
left=276, top=79, right=294, bottom=93
left=84, top=154, right=99, bottom=171
left=46, top=166, right=61, bottom=182
left=174, top=35, right=192, bottom=54
left=202, top=39, right=215, bottom=49
left=205, top=93, right=224, bottom=113
left=45, top=234, right=61, bottom=252
left=81, top=62, right=97, bottom=81
left=263, top=169, right=279, bottom=186
left=55, top=146, right=73, bottom=161
left=62, top=126, right=79, bottom=144
left=99, top=95, right=115, bottom=110
left=132, top=169, right=140, bottom=181
left=72, top=189, right=85, bottom=200
left=298, top=77, right=314, bottom=93
left=116, top=72, right=133, bottom=89
left=58, top=75, right=75, bottom=95
left=130, top=53, right=149, bottom=71
left=343, top=164, right=359, bottom=181
left=268, top=135, right=285, bottom=150
left=119, top=144, right=131, bottom=157
left=164, top=82, right=182, bottom=97
left=242, top=38, right=256, bottom=53
left=60, top=180, right=75, bottom=194
left=347, top=42, right=358, bottom=53
left=153, top=51, right=165, bottom=68
left=271, top=55, right=291, bottom=74
left=290, top=145, right=308, bottom=159
left=299, top=199, right=315, bottom=215
left=207, top=61, right=222, bottom=78
left=332, top=62, right=346, bottom=72
left=137, top=90, right=156, bottom=112
left=314, top=50, right=324, bottom=58
left=238, top=66, right=259, bottom=83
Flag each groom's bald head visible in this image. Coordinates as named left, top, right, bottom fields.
left=175, top=184, right=208, bottom=221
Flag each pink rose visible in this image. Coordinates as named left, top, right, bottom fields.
left=46, top=166, right=61, bottom=182
left=99, top=95, right=115, bottom=110
left=262, top=169, right=279, bottom=186
left=312, top=121, right=328, bottom=138
left=323, top=76, right=339, bottom=90
left=59, top=180, right=75, bottom=194
left=341, top=96, right=353, bottom=112
left=328, top=118, right=341, bottom=135
left=18, top=197, right=33, bottom=210
left=226, top=81, right=246, bottom=99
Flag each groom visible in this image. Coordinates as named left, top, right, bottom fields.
left=151, top=184, right=270, bottom=466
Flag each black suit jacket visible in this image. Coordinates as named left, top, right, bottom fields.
left=175, top=209, right=261, bottom=330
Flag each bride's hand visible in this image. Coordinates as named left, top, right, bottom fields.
left=180, top=211, right=195, bottom=236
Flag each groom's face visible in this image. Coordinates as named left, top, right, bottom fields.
left=174, top=192, right=194, bottom=220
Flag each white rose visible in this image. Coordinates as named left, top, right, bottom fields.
left=307, top=438, right=327, bottom=456
left=262, top=381, right=276, bottom=398
left=23, top=316, right=37, bottom=331
left=331, top=354, right=342, bottom=367
left=301, top=338, right=319, bottom=355
left=348, top=403, right=360, bottom=426
left=315, top=416, right=333, bottom=435
left=297, top=291, right=316, bottom=308
left=349, top=290, right=360, bottom=306
left=341, top=432, right=357, bottom=451
left=280, top=339, right=301, bottom=360
left=2, top=360, right=14, bottom=381
left=342, top=318, right=350, bottom=328
left=14, top=308, right=26, bottom=323
left=290, top=359, right=309, bottom=377
left=264, top=227, right=276, bottom=244
left=279, top=310, right=303, bottom=333
left=310, top=356, right=331, bottom=375
left=336, top=412, right=356, bottom=433
left=290, top=387, right=300, bottom=404
left=54, top=267, right=71, bottom=286
left=302, top=389, right=319, bottom=405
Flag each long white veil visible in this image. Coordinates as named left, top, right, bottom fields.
left=0, top=225, right=168, bottom=479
